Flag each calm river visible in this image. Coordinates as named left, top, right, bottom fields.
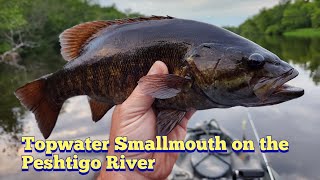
left=0, top=35, right=319, bottom=180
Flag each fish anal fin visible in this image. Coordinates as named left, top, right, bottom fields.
left=138, top=74, right=192, bottom=99
left=156, top=109, right=186, bottom=136
left=88, top=98, right=114, bottom=122
left=59, top=16, right=173, bottom=61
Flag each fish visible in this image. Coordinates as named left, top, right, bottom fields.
left=14, top=16, right=304, bottom=139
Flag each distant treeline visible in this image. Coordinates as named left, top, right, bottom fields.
left=0, top=0, right=141, bottom=60
left=225, top=0, right=320, bottom=36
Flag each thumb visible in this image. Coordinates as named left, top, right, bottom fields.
left=122, top=61, right=168, bottom=110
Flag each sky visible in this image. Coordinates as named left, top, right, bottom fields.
left=98, top=0, right=280, bottom=27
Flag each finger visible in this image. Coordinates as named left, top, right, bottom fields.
left=122, top=61, right=168, bottom=109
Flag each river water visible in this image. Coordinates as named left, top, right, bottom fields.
left=0, top=36, right=319, bottom=179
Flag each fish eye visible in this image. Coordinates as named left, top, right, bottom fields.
left=248, top=53, right=265, bottom=68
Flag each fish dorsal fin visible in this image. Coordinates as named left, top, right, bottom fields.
left=59, top=16, right=174, bottom=61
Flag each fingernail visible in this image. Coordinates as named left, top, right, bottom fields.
left=148, top=61, right=162, bottom=75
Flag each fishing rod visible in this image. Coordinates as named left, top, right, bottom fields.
left=246, top=109, right=275, bottom=180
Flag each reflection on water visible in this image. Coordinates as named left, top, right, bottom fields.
left=249, top=35, right=320, bottom=85
left=0, top=36, right=319, bottom=179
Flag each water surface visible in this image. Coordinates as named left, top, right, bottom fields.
left=0, top=36, right=319, bottom=180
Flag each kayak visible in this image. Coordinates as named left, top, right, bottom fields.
left=169, top=119, right=282, bottom=180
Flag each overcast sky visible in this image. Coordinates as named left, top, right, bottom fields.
left=98, top=0, right=280, bottom=26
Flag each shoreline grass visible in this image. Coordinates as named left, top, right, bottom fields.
left=284, top=28, right=320, bottom=38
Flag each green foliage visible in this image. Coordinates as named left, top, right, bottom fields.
left=311, top=9, right=320, bottom=28
left=265, top=24, right=283, bottom=35
left=223, top=26, right=240, bottom=34
left=238, top=19, right=260, bottom=37
left=244, top=35, right=320, bottom=85
left=0, top=0, right=27, bottom=31
left=0, top=42, right=11, bottom=53
left=232, top=0, right=320, bottom=36
left=0, top=0, right=142, bottom=57
left=284, top=28, right=320, bottom=38
left=282, top=1, right=312, bottom=30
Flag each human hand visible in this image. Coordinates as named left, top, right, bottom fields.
left=99, top=61, right=195, bottom=180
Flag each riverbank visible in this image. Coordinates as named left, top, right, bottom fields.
left=284, top=28, right=320, bottom=38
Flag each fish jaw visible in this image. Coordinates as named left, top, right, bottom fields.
left=253, top=68, right=304, bottom=103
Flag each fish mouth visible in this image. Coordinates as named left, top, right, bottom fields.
left=253, top=68, right=304, bottom=101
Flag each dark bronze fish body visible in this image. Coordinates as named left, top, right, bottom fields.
left=15, top=16, right=304, bottom=138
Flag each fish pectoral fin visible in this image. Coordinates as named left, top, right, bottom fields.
left=88, top=97, right=114, bottom=122
left=156, top=109, right=186, bottom=136
left=138, top=74, right=192, bottom=99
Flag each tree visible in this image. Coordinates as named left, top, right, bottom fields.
left=235, top=0, right=319, bottom=36
left=311, top=9, right=320, bottom=28
left=0, top=0, right=35, bottom=62
left=281, top=1, right=311, bottom=30
left=238, top=19, right=260, bottom=36
left=0, top=0, right=142, bottom=64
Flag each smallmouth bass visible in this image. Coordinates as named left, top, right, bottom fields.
left=15, top=16, right=304, bottom=138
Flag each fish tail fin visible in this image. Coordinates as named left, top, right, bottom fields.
left=15, top=77, right=62, bottom=139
